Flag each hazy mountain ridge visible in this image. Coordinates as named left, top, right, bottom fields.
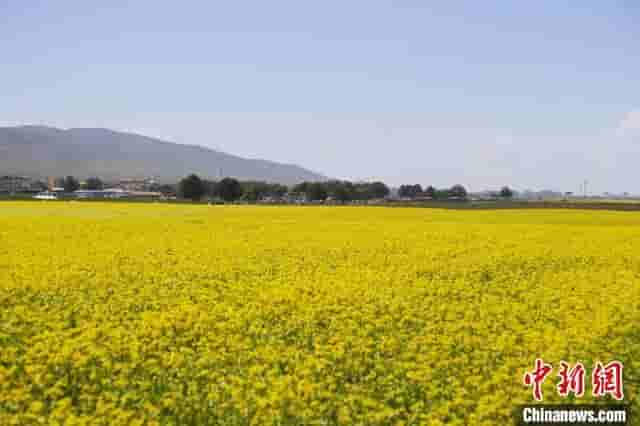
left=0, top=126, right=326, bottom=184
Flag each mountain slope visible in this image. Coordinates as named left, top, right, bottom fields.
left=0, top=126, right=326, bottom=184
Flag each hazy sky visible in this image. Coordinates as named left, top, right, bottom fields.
left=2, top=1, right=639, bottom=192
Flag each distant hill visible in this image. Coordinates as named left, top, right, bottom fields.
left=0, top=125, right=326, bottom=184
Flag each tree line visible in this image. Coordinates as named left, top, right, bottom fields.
left=178, top=175, right=514, bottom=202
left=177, top=175, right=391, bottom=202
left=178, top=176, right=282, bottom=202
left=49, top=176, right=104, bottom=192
left=397, top=184, right=513, bottom=200
left=49, top=174, right=514, bottom=202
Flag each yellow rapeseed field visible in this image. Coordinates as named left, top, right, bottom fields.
left=1, top=202, right=638, bottom=425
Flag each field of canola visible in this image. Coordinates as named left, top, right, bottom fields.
left=0, top=202, right=638, bottom=425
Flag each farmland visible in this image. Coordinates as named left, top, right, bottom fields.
left=0, top=202, right=638, bottom=425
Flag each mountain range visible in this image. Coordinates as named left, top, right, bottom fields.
left=0, top=125, right=326, bottom=184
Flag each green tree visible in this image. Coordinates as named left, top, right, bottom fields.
left=157, top=184, right=177, bottom=196
left=398, top=184, right=422, bottom=198
left=500, top=186, right=514, bottom=198
left=434, top=189, right=449, bottom=200
left=217, top=177, right=243, bottom=202
left=179, top=174, right=206, bottom=201
left=292, top=182, right=310, bottom=195
left=307, top=182, right=328, bottom=201
left=63, top=176, right=80, bottom=193
left=270, top=184, right=288, bottom=197
left=449, top=184, right=468, bottom=199
left=85, top=177, right=104, bottom=190
left=241, top=182, right=265, bottom=202
left=326, top=180, right=353, bottom=202
left=242, top=185, right=260, bottom=202
left=424, top=185, right=436, bottom=198
left=292, top=181, right=328, bottom=201
left=333, top=182, right=354, bottom=202
left=240, top=181, right=286, bottom=202
left=369, top=181, right=390, bottom=199
left=54, top=177, right=66, bottom=189
left=203, top=180, right=218, bottom=198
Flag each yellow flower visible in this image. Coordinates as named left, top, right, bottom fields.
left=0, top=202, right=638, bottom=424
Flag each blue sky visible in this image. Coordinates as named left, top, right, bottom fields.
left=1, top=0, right=639, bottom=192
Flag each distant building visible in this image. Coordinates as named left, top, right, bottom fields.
left=119, top=177, right=156, bottom=191
left=0, top=176, right=27, bottom=193
left=127, top=191, right=162, bottom=200
left=73, top=189, right=129, bottom=199
left=33, top=191, right=58, bottom=200
left=0, top=175, right=44, bottom=193
left=517, top=190, right=563, bottom=200
left=257, top=196, right=285, bottom=204
left=470, top=191, right=499, bottom=201
left=72, top=188, right=161, bottom=200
